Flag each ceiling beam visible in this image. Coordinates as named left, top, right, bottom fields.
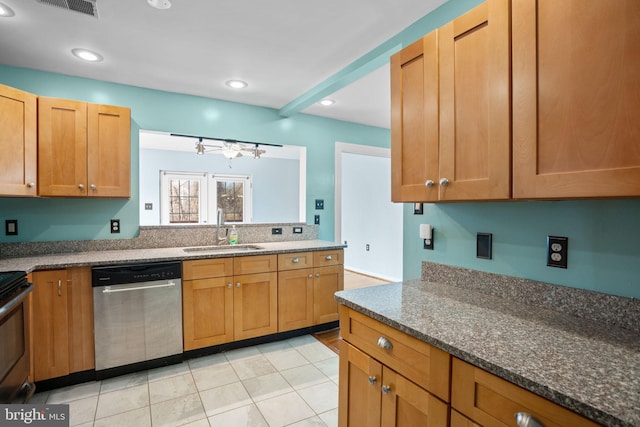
left=278, top=0, right=484, bottom=118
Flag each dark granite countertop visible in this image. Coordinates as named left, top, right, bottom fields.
left=0, top=240, right=345, bottom=272
left=335, top=279, right=640, bottom=427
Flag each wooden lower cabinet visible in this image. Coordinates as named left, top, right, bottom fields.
left=451, top=358, right=600, bottom=427
left=338, top=341, right=448, bottom=427
left=31, top=267, right=94, bottom=381
left=278, top=250, right=344, bottom=332
left=182, top=255, right=277, bottom=350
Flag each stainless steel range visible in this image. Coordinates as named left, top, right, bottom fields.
left=0, top=271, right=34, bottom=403
left=92, top=261, right=183, bottom=378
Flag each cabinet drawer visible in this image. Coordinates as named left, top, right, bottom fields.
left=340, top=306, right=450, bottom=402
left=183, top=258, right=233, bottom=280
left=234, top=254, right=277, bottom=275
left=451, top=358, right=601, bottom=427
left=278, top=252, right=313, bottom=270
left=313, top=249, right=343, bottom=267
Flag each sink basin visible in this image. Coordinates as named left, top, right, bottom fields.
left=183, top=244, right=263, bottom=253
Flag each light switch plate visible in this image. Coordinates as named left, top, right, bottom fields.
left=5, top=219, right=18, bottom=236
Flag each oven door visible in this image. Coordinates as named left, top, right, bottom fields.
left=0, top=284, right=34, bottom=403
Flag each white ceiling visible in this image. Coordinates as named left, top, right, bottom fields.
left=0, top=0, right=447, bottom=129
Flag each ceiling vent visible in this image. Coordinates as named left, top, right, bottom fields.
left=35, top=0, right=98, bottom=18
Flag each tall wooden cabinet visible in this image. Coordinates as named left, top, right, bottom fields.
left=31, top=267, right=94, bottom=381
left=390, top=0, right=510, bottom=202
left=38, top=97, right=130, bottom=198
left=0, top=84, right=37, bottom=196
left=512, top=0, right=640, bottom=199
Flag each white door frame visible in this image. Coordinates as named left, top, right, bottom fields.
left=334, top=142, right=392, bottom=244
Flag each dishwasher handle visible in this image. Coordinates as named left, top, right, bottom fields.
left=101, top=281, right=176, bottom=294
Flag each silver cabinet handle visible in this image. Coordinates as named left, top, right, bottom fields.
left=325, top=255, right=333, bottom=260
left=236, top=282, right=241, bottom=287
left=368, top=376, right=377, bottom=385
left=377, top=336, right=393, bottom=350
left=27, top=182, right=35, bottom=188
left=439, top=178, right=449, bottom=186
left=315, top=273, right=320, bottom=278
left=78, top=184, right=84, bottom=189
left=90, top=184, right=97, bottom=190
left=308, top=274, right=313, bottom=279
left=515, top=413, right=545, bottom=427
left=57, top=279, right=62, bottom=296
left=425, top=179, right=435, bottom=187
left=227, top=283, right=232, bottom=289
left=381, top=385, right=391, bottom=395
left=292, top=257, right=300, bottom=263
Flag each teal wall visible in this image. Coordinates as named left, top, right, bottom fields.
left=0, top=65, right=390, bottom=243
left=403, top=200, right=640, bottom=298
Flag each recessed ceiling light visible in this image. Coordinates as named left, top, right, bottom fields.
left=0, top=2, right=15, bottom=17
left=71, top=48, right=103, bottom=62
left=226, top=80, right=248, bottom=89
left=319, top=99, right=335, bottom=106
left=147, top=0, right=171, bottom=10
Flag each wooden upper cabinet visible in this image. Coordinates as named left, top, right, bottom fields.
left=0, top=84, right=37, bottom=196
left=512, top=0, right=640, bottom=198
left=38, top=97, right=88, bottom=197
left=391, top=33, right=439, bottom=202
left=87, top=103, right=131, bottom=198
left=438, top=0, right=511, bottom=200
left=38, top=96, right=131, bottom=198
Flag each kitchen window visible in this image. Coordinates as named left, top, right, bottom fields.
left=160, top=171, right=252, bottom=224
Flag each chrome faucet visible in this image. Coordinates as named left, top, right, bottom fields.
left=216, top=208, right=228, bottom=245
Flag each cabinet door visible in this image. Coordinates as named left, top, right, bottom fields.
left=0, top=84, right=37, bottom=196
left=183, top=276, right=234, bottom=350
left=380, top=367, right=449, bottom=427
left=87, top=103, right=131, bottom=198
left=390, top=33, right=439, bottom=202
left=38, top=97, right=88, bottom=197
left=278, top=268, right=313, bottom=332
left=313, top=265, right=343, bottom=325
left=512, top=0, right=640, bottom=198
left=438, top=0, right=511, bottom=200
left=66, top=267, right=94, bottom=373
left=32, top=270, right=70, bottom=381
left=233, top=272, right=278, bottom=340
left=338, top=341, right=382, bottom=427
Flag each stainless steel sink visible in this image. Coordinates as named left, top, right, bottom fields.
left=182, top=244, right=263, bottom=253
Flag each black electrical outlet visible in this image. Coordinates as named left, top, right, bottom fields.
left=366, top=244, right=370, bottom=251
left=314, top=215, right=320, bottom=225
left=477, top=233, right=493, bottom=259
left=272, top=227, right=282, bottom=235
left=144, top=203, right=153, bottom=210
left=293, top=226, right=303, bottom=234
left=547, top=236, right=568, bottom=268
left=5, top=219, right=18, bottom=236
left=315, top=199, right=324, bottom=210
left=110, top=219, right=120, bottom=234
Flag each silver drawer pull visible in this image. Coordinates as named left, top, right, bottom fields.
left=227, top=283, right=232, bottom=289
left=292, top=257, right=300, bottom=263
left=377, top=336, right=393, bottom=350
left=515, top=412, right=545, bottom=427
left=368, top=376, right=377, bottom=385
left=381, top=385, right=391, bottom=395
left=325, top=255, right=333, bottom=260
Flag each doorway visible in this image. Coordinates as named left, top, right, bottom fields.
left=335, top=142, right=403, bottom=282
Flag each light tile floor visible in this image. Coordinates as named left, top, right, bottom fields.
left=31, top=335, right=339, bottom=427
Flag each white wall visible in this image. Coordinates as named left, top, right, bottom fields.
left=337, top=145, right=403, bottom=282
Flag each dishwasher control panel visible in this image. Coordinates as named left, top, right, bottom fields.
left=92, top=261, right=182, bottom=286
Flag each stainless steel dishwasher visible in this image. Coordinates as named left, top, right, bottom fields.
left=92, top=261, right=182, bottom=377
